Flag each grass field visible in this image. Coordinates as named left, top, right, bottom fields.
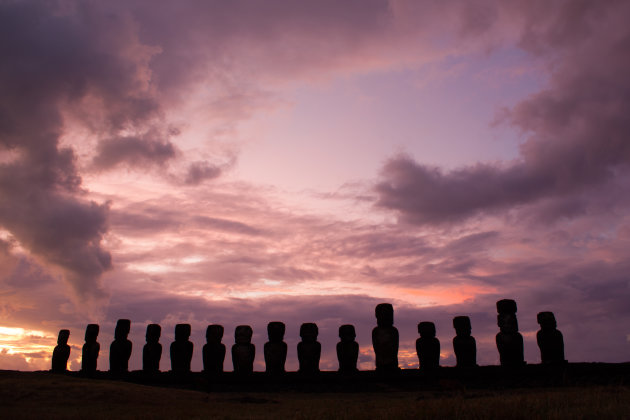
left=1, top=371, right=629, bottom=419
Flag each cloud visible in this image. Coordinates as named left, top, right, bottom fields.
left=92, top=132, right=178, bottom=171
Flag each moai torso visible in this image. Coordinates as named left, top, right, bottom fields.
left=110, top=319, right=132, bottom=373
left=203, top=324, right=226, bottom=374
left=297, top=323, right=321, bottom=374
left=232, top=325, right=255, bottom=374
left=143, top=324, right=162, bottom=372
left=372, top=303, right=399, bottom=371
left=82, top=324, right=100, bottom=374
left=170, top=324, right=193, bottom=372
left=264, top=322, right=287, bottom=374
left=416, top=322, right=440, bottom=370
left=496, top=299, right=525, bottom=366
left=536, top=311, right=566, bottom=364
left=336, top=324, right=359, bottom=373
left=51, top=329, right=71, bottom=373
left=452, top=316, right=477, bottom=368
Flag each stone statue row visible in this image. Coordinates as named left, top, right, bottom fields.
left=51, top=299, right=566, bottom=374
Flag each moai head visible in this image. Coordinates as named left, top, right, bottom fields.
left=339, top=324, right=356, bottom=342
left=175, top=324, right=191, bottom=342
left=496, top=299, right=519, bottom=333
left=235, top=325, right=253, bottom=344
left=267, top=322, right=285, bottom=342
left=453, top=316, right=472, bottom=337
left=496, top=299, right=517, bottom=314
left=85, top=324, right=99, bottom=343
left=300, top=323, right=319, bottom=342
left=375, top=303, right=394, bottom=327
left=418, top=322, right=436, bottom=338
left=57, top=329, right=70, bottom=345
left=146, top=324, right=161, bottom=343
left=537, top=311, right=557, bottom=330
left=114, top=319, right=131, bottom=340
left=206, top=324, right=224, bottom=343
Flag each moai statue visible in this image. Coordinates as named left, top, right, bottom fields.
left=81, top=324, right=100, bottom=374
left=416, top=322, right=440, bottom=370
left=170, top=324, right=193, bottom=373
left=51, top=329, right=71, bottom=373
left=372, top=303, right=399, bottom=371
left=143, top=324, right=162, bottom=373
left=232, top=325, right=255, bottom=374
left=203, top=324, right=226, bottom=374
left=264, top=322, right=287, bottom=374
left=496, top=299, right=525, bottom=366
left=452, top=316, right=477, bottom=367
left=537, top=311, right=566, bottom=364
left=336, top=324, right=359, bottom=373
left=297, top=323, right=321, bottom=374
left=109, top=319, right=132, bottom=373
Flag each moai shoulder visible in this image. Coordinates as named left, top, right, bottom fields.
left=232, top=325, right=255, bottom=374
left=298, top=322, right=321, bottom=374
left=110, top=319, right=132, bottom=373
left=536, top=311, right=566, bottom=364
left=372, top=303, right=399, bottom=371
left=170, top=323, right=193, bottom=373
left=82, top=324, right=100, bottom=375
left=496, top=299, right=525, bottom=367
left=51, top=329, right=71, bottom=373
left=337, top=324, right=359, bottom=373
left=203, top=324, right=226, bottom=374
left=452, top=316, right=477, bottom=368
left=264, top=321, right=287, bottom=374
left=143, top=323, right=162, bottom=373
left=416, top=321, right=440, bottom=370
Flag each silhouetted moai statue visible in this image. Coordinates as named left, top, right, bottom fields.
left=143, top=324, right=162, bottom=373
left=336, top=324, right=359, bottom=373
left=81, top=324, right=100, bottom=374
left=264, top=322, right=287, bottom=374
left=298, top=323, right=321, bottom=374
left=496, top=299, right=525, bottom=366
left=537, top=311, right=566, bottom=364
left=452, top=316, right=477, bottom=367
left=416, top=322, right=440, bottom=370
left=170, top=324, right=193, bottom=373
left=232, top=325, right=255, bottom=374
left=203, top=324, right=226, bottom=374
left=372, top=303, right=399, bottom=371
left=51, top=329, right=71, bottom=373
left=109, top=319, right=132, bottom=373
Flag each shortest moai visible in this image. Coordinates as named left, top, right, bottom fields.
left=452, top=316, right=477, bottom=367
left=170, top=324, right=193, bottom=373
left=416, top=322, right=440, bottom=370
left=203, top=324, right=226, bottom=374
left=496, top=299, right=525, bottom=366
left=536, top=311, right=566, bottom=364
left=336, top=324, right=359, bottom=373
left=264, top=322, right=287, bottom=374
left=372, top=303, right=399, bottom=371
left=51, top=329, right=71, bottom=373
left=298, top=323, right=321, bottom=374
left=81, top=324, right=100, bottom=374
left=232, top=325, right=255, bottom=374
left=109, top=319, right=132, bottom=373
left=143, top=324, right=162, bottom=372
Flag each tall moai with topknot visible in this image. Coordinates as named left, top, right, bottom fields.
left=496, top=299, right=525, bottom=366
left=81, top=324, right=100, bottom=374
left=232, top=325, right=255, bottom=374
left=452, top=316, right=477, bottom=367
left=416, top=321, right=440, bottom=370
left=298, top=323, right=321, bottom=374
left=337, top=324, right=359, bottom=373
left=203, top=324, right=226, bottom=374
left=537, top=311, right=566, bottom=364
left=143, top=324, right=162, bottom=372
left=264, top=322, right=287, bottom=374
left=372, top=303, right=399, bottom=371
left=170, top=324, right=193, bottom=373
left=51, top=329, right=71, bottom=373
left=109, top=319, right=132, bottom=373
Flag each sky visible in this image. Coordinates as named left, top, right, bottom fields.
left=1, top=0, right=629, bottom=372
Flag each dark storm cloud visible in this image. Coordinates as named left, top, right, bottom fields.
left=92, top=134, right=177, bottom=170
